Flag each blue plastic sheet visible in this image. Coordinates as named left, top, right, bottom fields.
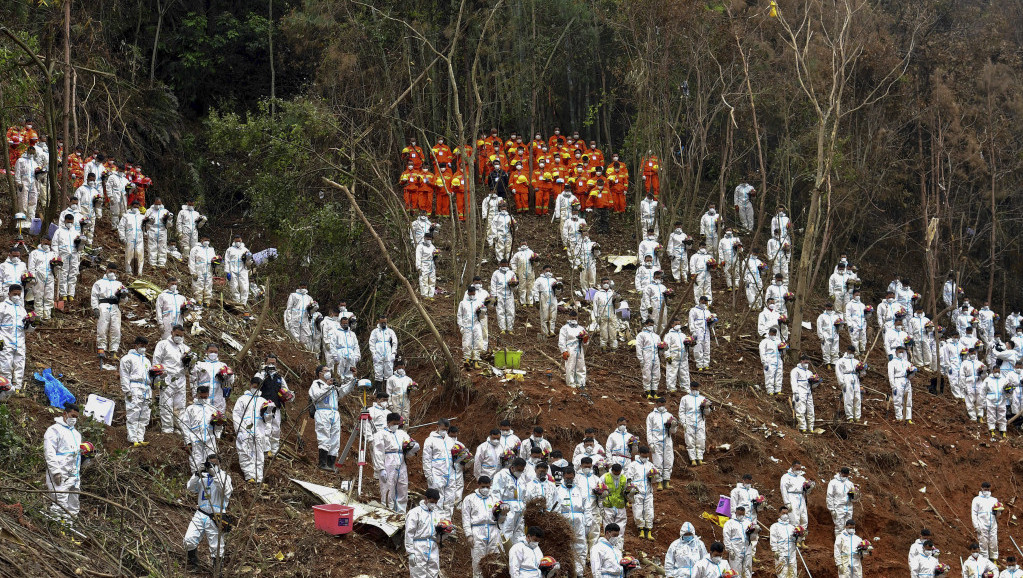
left=35, top=368, right=76, bottom=409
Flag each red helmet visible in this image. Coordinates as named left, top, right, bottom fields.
left=435, top=519, right=455, bottom=534
left=620, top=556, right=640, bottom=570
left=49, top=256, right=63, bottom=268
left=933, top=563, right=950, bottom=575
left=993, top=501, right=1005, bottom=512
left=210, top=410, right=229, bottom=426
left=278, top=386, right=295, bottom=403
left=792, top=525, right=806, bottom=536
left=20, top=272, right=34, bottom=284
left=0, top=376, right=10, bottom=392
left=592, top=480, right=609, bottom=496
left=149, top=364, right=166, bottom=376
left=778, top=341, right=790, bottom=351
left=857, top=539, right=872, bottom=551
left=539, top=556, right=558, bottom=570
left=646, top=467, right=659, bottom=479
left=79, top=441, right=96, bottom=457
left=720, top=571, right=738, bottom=578
left=217, top=366, right=234, bottom=378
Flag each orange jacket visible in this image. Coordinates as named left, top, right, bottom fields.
left=607, top=161, right=629, bottom=183
left=587, top=147, right=604, bottom=167
left=641, top=156, right=660, bottom=175
left=402, top=145, right=426, bottom=166
left=432, top=143, right=453, bottom=166
left=589, top=180, right=612, bottom=208
left=548, top=134, right=567, bottom=149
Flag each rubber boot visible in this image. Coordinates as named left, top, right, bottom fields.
left=328, top=455, right=337, bottom=471
left=317, top=448, right=330, bottom=470
left=186, top=549, right=199, bottom=569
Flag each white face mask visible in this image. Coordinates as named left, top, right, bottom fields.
left=501, top=430, right=512, bottom=436
left=922, top=550, right=933, bottom=557
left=323, top=372, right=332, bottom=380
left=423, top=502, right=435, bottom=511
left=710, top=556, right=722, bottom=563
left=202, top=241, right=210, bottom=247
left=637, top=456, right=647, bottom=463
left=297, top=288, right=308, bottom=295
left=387, top=425, right=398, bottom=432
left=845, top=529, right=855, bottom=535
left=971, top=553, right=980, bottom=559
left=602, top=283, right=610, bottom=289
left=40, top=245, right=49, bottom=251
left=135, top=347, right=146, bottom=355
left=106, top=272, right=116, bottom=280
left=489, top=439, right=500, bottom=446
left=10, top=296, right=21, bottom=305
left=233, top=242, right=242, bottom=248
left=644, top=263, right=652, bottom=269
left=568, top=320, right=577, bottom=326
left=617, top=425, right=627, bottom=433
left=527, top=541, right=538, bottom=550
left=479, top=488, right=491, bottom=497
left=66, top=417, right=77, bottom=428
left=768, top=304, right=776, bottom=311
left=207, top=352, right=218, bottom=361
left=169, top=284, right=178, bottom=292
left=396, top=369, right=406, bottom=377
left=173, top=336, right=184, bottom=345
left=981, top=490, right=991, bottom=497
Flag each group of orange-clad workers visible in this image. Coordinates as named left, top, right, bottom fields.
left=7, top=120, right=153, bottom=207
left=399, top=127, right=661, bottom=219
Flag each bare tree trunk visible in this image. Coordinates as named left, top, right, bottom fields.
left=62, top=0, right=71, bottom=208
left=268, top=0, right=276, bottom=116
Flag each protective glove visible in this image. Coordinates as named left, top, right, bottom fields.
left=92, top=308, right=100, bottom=319
left=562, top=351, right=570, bottom=360
left=52, top=473, right=63, bottom=486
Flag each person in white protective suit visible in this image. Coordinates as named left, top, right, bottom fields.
left=509, top=526, right=553, bottom=578
left=284, top=282, right=316, bottom=349
left=641, top=191, right=660, bottom=236
left=663, top=322, right=692, bottom=394
left=376, top=412, right=417, bottom=513
left=176, top=200, right=206, bottom=256
left=120, top=336, right=154, bottom=446
left=233, top=377, right=271, bottom=483
left=638, top=228, right=662, bottom=270
left=689, top=243, right=714, bottom=305
left=0, top=284, right=28, bottom=392
left=791, top=354, right=818, bottom=432
left=473, top=430, right=503, bottom=482
left=771, top=206, right=792, bottom=241
left=983, top=363, right=1010, bottom=440
left=482, top=190, right=502, bottom=247
left=43, top=404, right=83, bottom=524
left=188, top=235, right=216, bottom=306
left=724, top=506, right=756, bottom=578
left=153, top=325, right=191, bottom=434
left=961, top=346, right=987, bottom=421
left=731, top=474, right=763, bottom=528
left=576, top=228, right=599, bottom=291
left=524, top=461, right=557, bottom=512
left=369, top=315, right=399, bottom=385
left=888, top=345, right=915, bottom=423
left=744, top=250, right=766, bottom=308
left=829, top=263, right=853, bottom=315
left=254, top=355, right=290, bottom=458
left=909, top=539, right=942, bottom=578
left=331, top=314, right=360, bottom=381
left=647, top=400, right=675, bottom=489
left=666, top=225, right=691, bottom=283
left=761, top=327, right=785, bottom=395
left=635, top=254, right=656, bottom=295
left=491, top=200, right=516, bottom=262
left=154, top=277, right=188, bottom=340
left=780, top=461, right=811, bottom=535
left=0, top=246, right=28, bottom=301
left=695, top=542, right=733, bottom=576
left=771, top=505, right=799, bottom=578
left=119, top=200, right=145, bottom=275
left=415, top=232, right=438, bottom=298
left=559, top=310, right=588, bottom=389
left=14, top=143, right=42, bottom=217
left=320, top=308, right=340, bottom=368
left=223, top=234, right=251, bottom=305
left=636, top=318, right=664, bottom=398
left=444, top=425, right=468, bottom=515
left=91, top=264, right=126, bottom=359
left=309, top=366, right=342, bottom=471
left=734, top=182, right=755, bottom=231
left=767, top=234, right=791, bottom=284
left=105, top=163, right=128, bottom=228
left=845, top=289, right=869, bottom=355
left=718, top=229, right=742, bottom=292
left=462, top=476, right=502, bottom=578
left=53, top=213, right=83, bottom=302
left=591, top=524, right=624, bottom=577
left=835, top=345, right=863, bottom=421
left=532, top=265, right=560, bottom=338
left=908, top=308, right=933, bottom=367
left=493, top=458, right=529, bottom=544
left=628, top=446, right=658, bottom=540
left=826, top=467, right=856, bottom=536
left=409, top=210, right=435, bottom=246
left=183, top=453, right=233, bottom=571
left=688, top=296, right=714, bottom=370
left=143, top=197, right=172, bottom=268
left=422, top=419, right=456, bottom=519
left=834, top=519, right=868, bottom=578
left=405, top=488, right=444, bottom=578
left=180, top=385, right=218, bottom=474
left=554, top=467, right=591, bottom=576
left=510, top=243, right=537, bottom=306
left=73, top=174, right=101, bottom=246
left=678, top=381, right=709, bottom=466
left=964, top=542, right=999, bottom=578
left=940, top=333, right=964, bottom=399
left=700, top=205, right=721, bottom=259
left=665, top=521, right=708, bottom=578
left=972, top=481, right=1001, bottom=562
left=458, top=286, right=486, bottom=364
left=491, top=258, right=518, bottom=334
left=817, top=302, right=843, bottom=368
left=387, top=358, right=413, bottom=421
left=641, top=269, right=670, bottom=334
left=27, top=238, right=57, bottom=320
left=605, top=417, right=637, bottom=471
left=191, top=343, right=233, bottom=415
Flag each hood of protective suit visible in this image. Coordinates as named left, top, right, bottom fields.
left=679, top=521, right=696, bottom=537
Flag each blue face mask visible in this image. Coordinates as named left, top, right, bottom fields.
left=683, top=535, right=693, bottom=543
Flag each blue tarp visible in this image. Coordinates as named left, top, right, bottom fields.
left=35, top=368, right=76, bottom=409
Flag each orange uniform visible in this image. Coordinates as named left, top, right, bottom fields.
left=476, top=137, right=494, bottom=177
left=453, top=144, right=472, bottom=173
left=570, top=166, right=589, bottom=209
left=510, top=166, right=531, bottom=212
left=607, top=159, right=630, bottom=213
left=586, top=144, right=604, bottom=168
left=487, top=151, right=509, bottom=173
left=532, top=163, right=552, bottom=215
left=530, top=136, right=546, bottom=163
left=431, top=141, right=453, bottom=169
left=402, top=143, right=426, bottom=169
left=400, top=166, right=419, bottom=210
left=588, top=178, right=612, bottom=210
left=433, top=168, right=454, bottom=217
left=641, top=155, right=660, bottom=198
left=451, top=171, right=467, bottom=220
left=548, top=133, right=567, bottom=150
